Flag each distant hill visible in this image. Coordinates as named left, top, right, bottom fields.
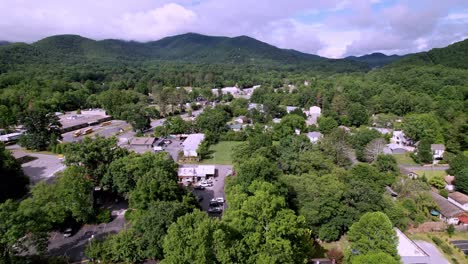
left=0, top=33, right=369, bottom=73
left=388, top=39, right=468, bottom=69
left=0, top=41, right=10, bottom=46
left=346, top=53, right=405, bottom=68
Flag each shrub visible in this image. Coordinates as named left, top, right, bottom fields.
left=439, top=189, right=449, bottom=198
left=94, top=208, right=112, bottom=223
left=446, top=224, right=455, bottom=237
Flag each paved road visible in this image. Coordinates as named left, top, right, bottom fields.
left=48, top=206, right=127, bottom=262
left=191, top=165, right=233, bottom=214
left=399, top=165, right=449, bottom=171
left=10, top=150, right=65, bottom=184
left=415, top=241, right=450, bottom=264
left=62, top=120, right=130, bottom=143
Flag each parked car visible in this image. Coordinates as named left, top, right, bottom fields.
left=199, top=182, right=213, bottom=187
left=63, top=228, right=74, bottom=238
left=210, top=198, right=224, bottom=204
left=209, top=201, right=221, bottom=207
left=208, top=207, right=223, bottom=214
left=194, top=185, right=205, bottom=190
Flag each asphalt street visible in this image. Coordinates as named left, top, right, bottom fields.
left=415, top=241, right=450, bottom=264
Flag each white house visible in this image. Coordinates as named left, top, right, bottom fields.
left=248, top=103, right=264, bottom=113
left=431, top=144, right=445, bottom=162
left=178, top=165, right=216, bottom=184
left=391, top=130, right=409, bottom=146
left=182, top=133, right=205, bottom=157
left=307, top=132, right=323, bottom=144
left=431, top=192, right=463, bottom=225
left=286, top=106, right=299, bottom=113
left=211, top=87, right=240, bottom=96
left=395, top=228, right=430, bottom=264
left=306, top=106, right=321, bottom=125
left=448, top=192, right=468, bottom=211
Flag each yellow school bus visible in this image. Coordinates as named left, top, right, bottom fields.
left=83, top=128, right=93, bottom=135
left=101, top=121, right=112, bottom=127
left=74, top=130, right=82, bottom=137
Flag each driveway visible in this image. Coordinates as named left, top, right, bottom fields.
left=10, top=150, right=65, bottom=184
left=414, top=241, right=450, bottom=264
left=48, top=205, right=127, bottom=262
left=191, top=165, right=233, bottom=215
left=399, top=165, right=449, bottom=171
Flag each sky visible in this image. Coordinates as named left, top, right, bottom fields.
left=0, top=0, right=467, bottom=58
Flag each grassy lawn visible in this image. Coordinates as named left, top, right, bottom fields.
left=393, top=153, right=417, bottom=165
left=414, top=170, right=447, bottom=181
left=408, top=232, right=468, bottom=263
left=200, top=141, right=243, bottom=165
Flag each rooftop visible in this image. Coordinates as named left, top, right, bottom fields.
left=183, top=133, right=205, bottom=151
left=130, top=137, right=156, bottom=146
left=431, top=192, right=463, bottom=217
left=59, top=109, right=110, bottom=129
left=449, top=192, right=468, bottom=205
left=395, top=228, right=429, bottom=258
left=431, top=144, right=445, bottom=151
left=178, top=165, right=215, bottom=177
left=307, top=132, right=323, bottom=138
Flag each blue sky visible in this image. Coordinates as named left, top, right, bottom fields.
left=0, top=0, right=467, bottom=58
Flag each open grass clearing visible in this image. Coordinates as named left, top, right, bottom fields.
left=393, top=153, right=417, bottom=165
left=200, top=141, right=243, bottom=165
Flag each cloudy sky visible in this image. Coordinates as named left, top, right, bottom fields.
left=1, top=0, right=467, bottom=58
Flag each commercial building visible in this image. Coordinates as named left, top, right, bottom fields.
left=178, top=165, right=216, bottom=184
left=59, top=109, right=111, bottom=133
left=182, top=133, right=205, bottom=157
left=395, top=228, right=430, bottom=264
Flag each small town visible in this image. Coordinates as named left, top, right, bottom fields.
left=0, top=1, right=467, bottom=264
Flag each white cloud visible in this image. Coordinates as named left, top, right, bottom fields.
left=117, top=3, right=196, bottom=41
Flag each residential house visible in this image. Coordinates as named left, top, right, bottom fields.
left=130, top=137, right=156, bottom=148
left=391, top=130, right=409, bottom=146
left=431, top=144, right=445, bottom=163
left=234, top=116, right=247, bottom=124
left=430, top=192, right=463, bottom=225
left=395, top=228, right=430, bottom=264
left=248, top=103, right=264, bottom=113
left=306, top=106, right=321, bottom=125
left=286, top=106, right=299, bottom=113
left=448, top=192, right=468, bottom=211
left=272, top=118, right=282, bottom=124
left=211, top=87, right=240, bottom=96
left=228, top=123, right=242, bottom=132
left=178, top=165, right=216, bottom=184
left=445, top=175, right=455, bottom=192
left=399, top=167, right=419, bottom=179
left=307, top=132, right=323, bottom=144
left=387, top=143, right=408, bottom=154
left=182, top=133, right=205, bottom=157
left=371, top=127, right=393, bottom=135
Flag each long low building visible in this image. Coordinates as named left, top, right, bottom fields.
left=178, top=165, right=215, bottom=184
left=182, top=133, right=205, bottom=157
left=59, top=109, right=112, bottom=133
left=395, top=228, right=430, bottom=264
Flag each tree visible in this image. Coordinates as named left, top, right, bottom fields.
left=348, top=103, right=369, bottom=127
left=374, top=154, right=398, bottom=173
left=321, top=128, right=351, bottom=167
left=162, top=210, right=217, bottom=264
left=364, top=138, right=386, bottom=162
left=131, top=201, right=189, bottom=260
left=350, top=252, right=399, bottom=264
left=64, top=136, right=128, bottom=184
left=0, top=143, right=29, bottom=202
left=235, top=155, right=281, bottom=188
left=347, top=212, right=399, bottom=262
left=0, top=105, right=15, bottom=129
left=417, top=139, right=433, bottom=164
left=447, top=153, right=468, bottom=176
left=455, top=168, right=468, bottom=194
left=402, top=113, right=443, bottom=143
left=196, top=107, right=230, bottom=142
left=318, top=116, right=338, bottom=134
left=274, top=114, right=306, bottom=139
left=86, top=230, right=144, bottom=263
left=429, top=176, right=446, bottom=189
left=164, top=116, right=188, bottom=135
left=19, top=108, right=62, bottom=151
left=350, top=128, right=381, bottom=161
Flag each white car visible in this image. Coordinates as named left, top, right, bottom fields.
left=199, top=182, right=213, bottom=187
left=211, top=197, right=224, bottom=204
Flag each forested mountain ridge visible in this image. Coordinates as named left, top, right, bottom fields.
left=388, top=38, right=468, bottom=69
left=0, top=41, right=10, bottom=46
left=346, top=53, right=405, bottom=68
left=0, top=33, right=369, bottom=72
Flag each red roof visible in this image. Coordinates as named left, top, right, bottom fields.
left=458, top=214, right=468, bottom=224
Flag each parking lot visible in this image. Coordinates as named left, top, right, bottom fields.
left=62, top=120, right=130, bottom=143
left=451, top=240, right=468, bottom=255
left=48, top=203, right=127, bottom=262
left=191, top=165, right=233, bottom=216
left=10, top=149, right=65, bottom=184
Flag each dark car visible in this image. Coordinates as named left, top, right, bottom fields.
left=208, top=207, right=223, bottom=214
left=194, top=185, right=205, bottom=190
left=209, top=201, right=221, bottom=207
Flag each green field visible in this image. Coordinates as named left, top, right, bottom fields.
left=414, top=170, right=446, bottom=180
left=200, top=141, right=243, bottom=165
left=393, top=153, right=417, bottom=165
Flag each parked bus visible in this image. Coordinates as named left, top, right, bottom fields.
left=73, top=130, right=82, bottom=137
left=101, top=121, right=112, bottom=127
left=83, top=128, right=93, bottom=135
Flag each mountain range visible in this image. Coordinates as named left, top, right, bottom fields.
left=0, top=33, right=467, bottom=72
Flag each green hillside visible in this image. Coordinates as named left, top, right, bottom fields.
left=0, top=33, right=369, bottom=72
left=346, top=53, right=405, bottom=68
